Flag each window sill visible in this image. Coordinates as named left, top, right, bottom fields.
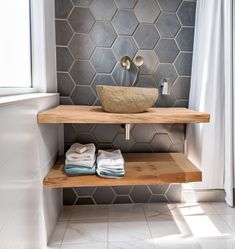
left=0, top=93, right=59, bottom=107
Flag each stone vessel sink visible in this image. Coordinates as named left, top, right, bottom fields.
left=96, top=85, right=158, bottom=113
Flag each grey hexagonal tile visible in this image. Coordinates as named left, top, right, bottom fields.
left=76, top=197, right=95, bottom=205
left=174, top=52, right=192, bottom=76
left=156, top=92, right=176, bottom=107
left=165, top=184, right=182, bottom=202
left=115, top=0, right=137, bottom=9
left=93, top=187, right=115, bottom=204
left=57, top=72, right=75, bottom=96
left=158, top=0, right=182, bottom=12
left=77, top=133, right=97, bottom=144
left=63, top=188, right=77, bottom=205
left=74, top=187, right=96, bottom=196
left=112, top=10, right=138, bottom=35
left=90, top=0, right=117, bottom=21
left=72, top=0, right=93, bottom=7
left=91, top=48, right=116, bottom=73
left=134, top=23, right=160, bottom=50
left=112, top=134, right=135, bottom=152
left=90, top=21, right=117, bottom=47
left=154, top=39, right=179, bottom=63
left=97, top=144, right=114, bottom=150
left=134, top=0, right=160, bottom=23
left=135, top=50, right=159, bottom=74
left=69, top=34, right=95, bottom=60
left=71, top=86, right=96, bottom=105
left=64, top=124, right=78, bottom=143
left=150, top=133, right=172, bottom=152
left=132, top=124, right=156, bottom=143
left=55, top=20, right=73, bottom=46
left=149, top=195, right=168, bottom=203
left=153, top=64, right=178, bottom=86
left=174, top=100, right=188, bottom=108
left=177, top=1, right=196, bottom=26
left=152, top=124, right=172, bottom=133
left=74, top=124, right=95, bottom=133
left=68, top=7, right=95, bottom=33
left=155, top=13, right=180, bottom=38
left=131, top=143, right=153, bottom=152
left=60, top=97, right=73, bottom=105
left=135, top=75, right=157, bottom=88
left=130, top=186, right=151, bottom=203
left=113, top=36, right=138, bottom=61
left=112, top=186, right=133, bottom=195
left=93, top=124, right=117, bottom=143
left=91, top=74, right=116, bottom=94
left=172, top=77, right=191, bottom=99
left=169, top=124, right=185, bottom=143
left=70, top=61, right=95, bottom=85
left=112, top=63, right=137, bottom=87
left=55, top=0, right=73, bottom=19
left=56, top=47, right=74, bottom=71
left=113, top=196, right=133, bottom=204
left=148, top=185, right=169, bottom=194
left=176, top=27, right=194, bottom=51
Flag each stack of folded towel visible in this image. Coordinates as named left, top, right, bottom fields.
left=65, top=143, right=96, bottom=176
left=96, top=149, right=125, bottom=179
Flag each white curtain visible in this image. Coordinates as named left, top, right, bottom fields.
left=186, top=0, right=234, bottom=206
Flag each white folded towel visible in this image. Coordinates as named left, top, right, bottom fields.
left=65, top=158, right=95, bottom=168
left=66, top=143, right=96, bottom=162
left=97, top=149, right=124, bottom=169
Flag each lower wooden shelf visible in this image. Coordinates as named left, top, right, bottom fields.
left=44, top=153, right=202, bottom=188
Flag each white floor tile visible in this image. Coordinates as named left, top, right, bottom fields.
left=70, top=205, right=108, bottom=220
left=109, top=217, right=151, bottom=242
left=109, top=204, right=145, bottom=218
left=60, top=242, right=107, bottom=249
left=144, top=203, right=177, bottom=217
left=221, top=214, right=235, bottom=233
left=109, top=240, right=155, bottom=249
left=58, top=206, right=74, bottom=221
left=196, top=237, right=235, bottom=249
left=48, top=221, right=68, bottom=246
left=210, top=203, right=235, bottom=215
left=182, top=214, right=233, bottom=238
left=63, top=219, right=108, bottom=244
left=147, top=214, right=189, bottom=239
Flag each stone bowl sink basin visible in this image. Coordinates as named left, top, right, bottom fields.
left=96, top=85, right=158, bottom=113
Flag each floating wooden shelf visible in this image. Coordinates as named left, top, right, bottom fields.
left=44, top=153, right=202, bottom=188
left=38, top=105, right=210, bottom=124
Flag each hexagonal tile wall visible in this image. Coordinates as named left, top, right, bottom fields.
left=115, top=0, right=137, bottom=9
left=112, top=10, right=138, bottom=35
left=91, top=48, right=116, bottom=73
left=70, top=60, right=95, bottom=85
left=69, top=34, right=95, bottom=60
left=90, top=22, right=117, bottom=47
left=158, top=0, right=182, bottom=12
left=134, top=23, right=160, bottom=49
left=155, top=13, right=180, bottom=38
left=90, top=0, right=117, bottom=21
left=134, top=0, right=160, bottom=23
left=55, top=0, right=197, bottom=205
left=154, top=39, right=179, bottom=63
left=68, top=7, right=95, bottom=33
left=112, top=36, right=138, bottom=61
left=55, top=20, right=73, bottom=46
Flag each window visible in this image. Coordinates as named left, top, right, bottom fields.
left=0, top=0, right=32, bottom=88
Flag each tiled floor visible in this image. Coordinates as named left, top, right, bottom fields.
left=48, top=202, right=235, bottom=249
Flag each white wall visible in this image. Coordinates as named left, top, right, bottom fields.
left=0, top=94, right=62, bottom=249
